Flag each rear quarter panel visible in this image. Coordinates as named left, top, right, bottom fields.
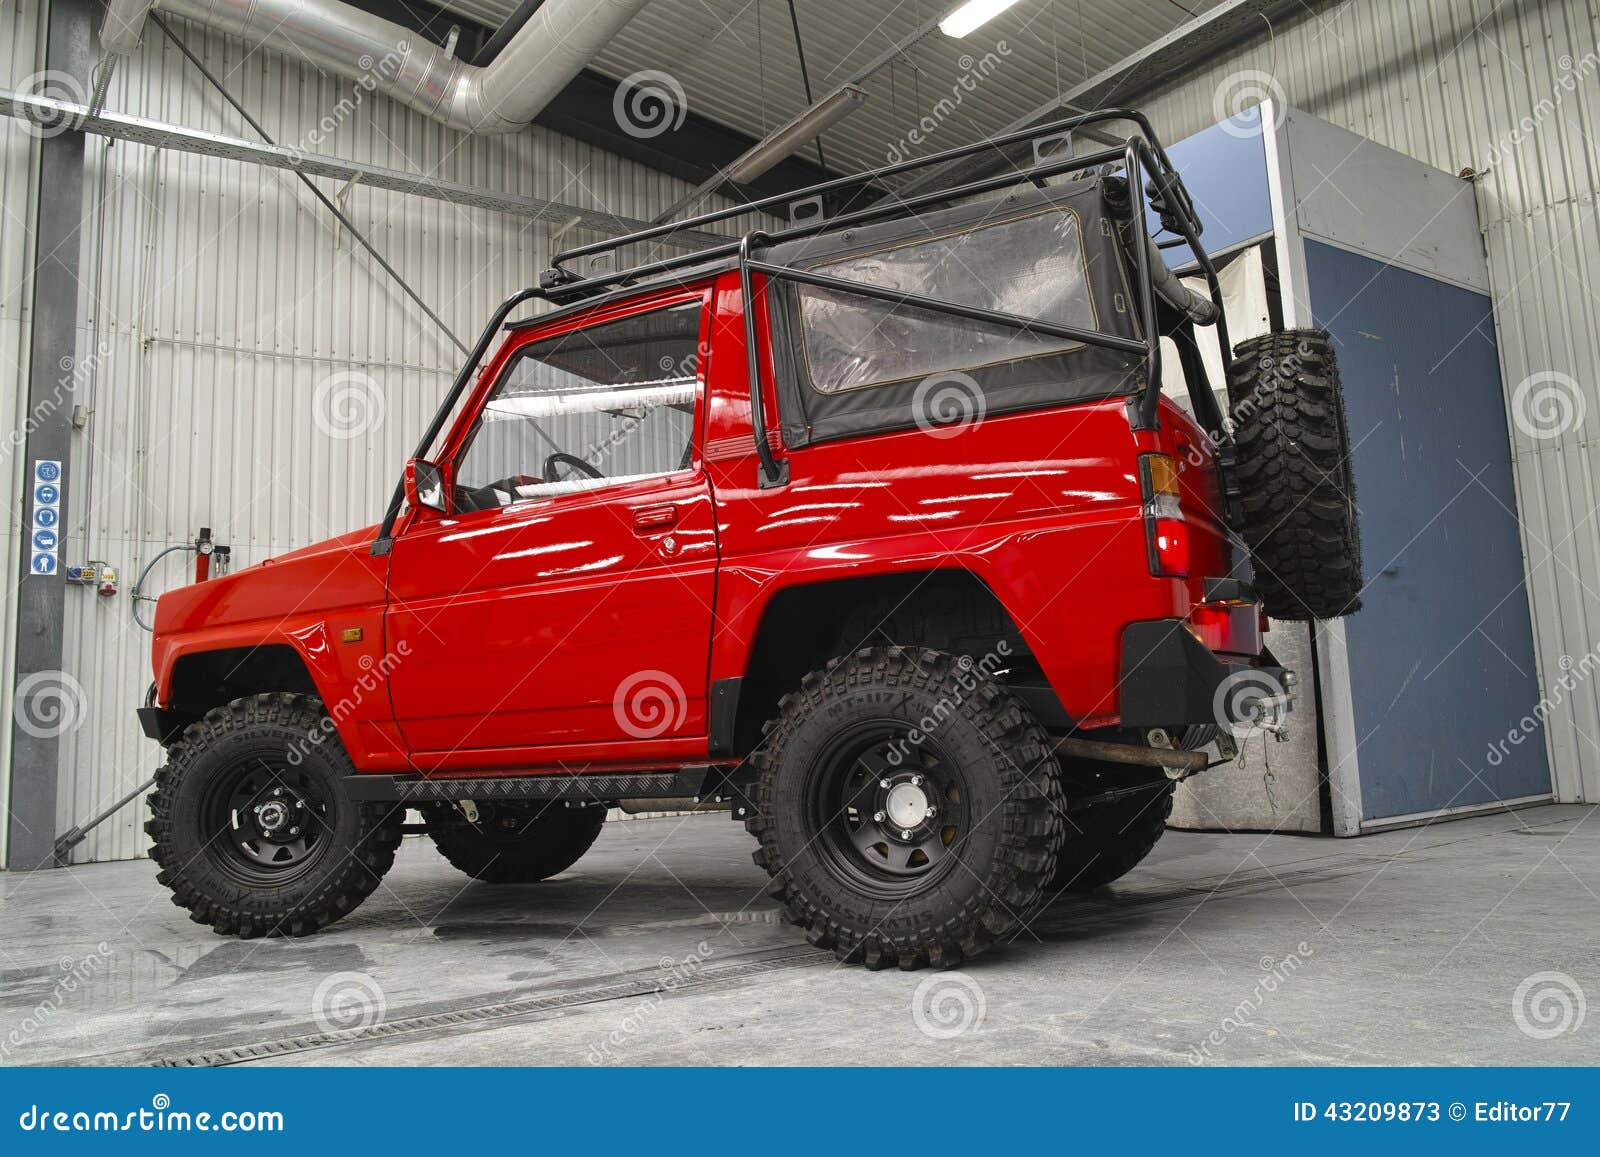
left=706, top=276, right=1216, bottom=726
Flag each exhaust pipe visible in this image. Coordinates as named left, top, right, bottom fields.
left=1053, top=735, right=1208, bottom=774
left=101, top=0, right=649, bottom=134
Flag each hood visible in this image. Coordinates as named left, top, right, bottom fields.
left=153, top=524, right=388, bottom=637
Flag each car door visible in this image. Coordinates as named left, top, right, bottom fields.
left=384, top=294, right=719, bottom=770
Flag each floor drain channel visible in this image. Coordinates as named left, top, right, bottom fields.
left=155, top=948, right=828, bottom=1067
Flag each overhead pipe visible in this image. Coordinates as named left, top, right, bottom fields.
left=100, top=0, right=649, bottom=134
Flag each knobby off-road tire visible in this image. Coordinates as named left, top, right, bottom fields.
left=423, top=803, right=606, bottom=883
left=1047, top=770, right=1174, bottom=893
left=746, top=647, right=1065, bottom=971
left=1226, top=329, right=1363, bottom=620
left=146, top=693, right=403, bottom=938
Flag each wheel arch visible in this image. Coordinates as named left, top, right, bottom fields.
left=722, top=568, right=1057, bottom=759
left=147, top=641, right=326, bottom=745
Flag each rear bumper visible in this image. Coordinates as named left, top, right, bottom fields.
left=1119, top=618, right=1293, bottom=730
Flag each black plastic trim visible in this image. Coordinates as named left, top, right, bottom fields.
left=1119, top=618, right=1285, bottom=727
left=136, top=706, right=193, bottom=745
left=1203, top=576, right=1258, bottom=603
left=708, top=678, right=742, bottom=757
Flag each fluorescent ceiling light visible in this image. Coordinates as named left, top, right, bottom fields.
left=650, top=85, right=868, bottom=225
left=939, top=0, right=1025, bottom=38
left=725, top=84, right=869, bottom=184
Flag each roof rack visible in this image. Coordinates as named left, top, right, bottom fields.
left=539, top=108, right=1204, bottom=304
left=374, top=108, right=1236, bottom=550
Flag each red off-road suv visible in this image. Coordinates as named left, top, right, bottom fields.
left=138, top=111, right=1360, bottom=969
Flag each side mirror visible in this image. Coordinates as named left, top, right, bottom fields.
left=405, top=458, right=447, bottom=514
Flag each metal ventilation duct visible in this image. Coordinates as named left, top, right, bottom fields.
left=100, top=0, right=650, bottom=134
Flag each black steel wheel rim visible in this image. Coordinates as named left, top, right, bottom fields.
left=199, top=757, right=332, bottom=885
left=804, top=720, right=970, bottom=899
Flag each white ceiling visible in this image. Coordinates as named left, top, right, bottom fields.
left=441, top=0, right=1227, bottom=179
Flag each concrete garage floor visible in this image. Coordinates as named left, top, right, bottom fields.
left=1, top=805, right=1595, bottom=1067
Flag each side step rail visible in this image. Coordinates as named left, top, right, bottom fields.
left=343, top=766, right=750, bottom=807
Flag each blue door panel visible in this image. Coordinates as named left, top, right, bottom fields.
left=1305, top=240, right=1549, bottom=819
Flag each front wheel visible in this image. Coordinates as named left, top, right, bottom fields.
left=747, top=647, right=1065, bottom=970
left=145, top=693, right=403, bottom=938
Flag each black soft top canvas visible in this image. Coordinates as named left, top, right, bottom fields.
left=761, top=176, right=1143, bottom=448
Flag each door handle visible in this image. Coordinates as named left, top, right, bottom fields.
left=632, top=504, right=679, bottom=532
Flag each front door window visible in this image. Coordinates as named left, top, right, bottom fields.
left=455, top=302, right=702, bottom=511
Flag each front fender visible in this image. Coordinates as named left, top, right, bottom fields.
left=149, top=615, right=409, bottom=772
left=147, top=526, right=408, bottom=770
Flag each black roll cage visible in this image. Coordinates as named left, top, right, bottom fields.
left=373, top=109, right=1233, bottom=550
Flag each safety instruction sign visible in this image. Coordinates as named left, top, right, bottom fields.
left=29, top=460, right=61, bottom=576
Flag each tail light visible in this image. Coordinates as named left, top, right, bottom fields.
left=1139, top=453, right=1188, bottom=577
left=1153, top=518, right=1190, bottom=576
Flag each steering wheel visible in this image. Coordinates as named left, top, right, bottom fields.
left=543, top=452, right=604, bottom=482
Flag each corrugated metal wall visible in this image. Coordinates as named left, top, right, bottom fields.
left=0, top=0, right=48, bottom=868
left=1138, top=0, right=1600, bottom=804
left=52, top=11, right=748, bottom=863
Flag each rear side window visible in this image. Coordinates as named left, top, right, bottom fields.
left=796, top=208, right=1097, bottom=395
left=455, top=302, right=701, bottom=507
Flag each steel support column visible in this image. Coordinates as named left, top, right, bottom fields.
left=7, top=0, right=97, bottom=869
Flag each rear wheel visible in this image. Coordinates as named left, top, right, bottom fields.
left=145, top=693, right=403, bottom=938
left=423, top=802, right=605, bottom=883
left=747, top=647, right=1064, bottom=970
left=1047, top=768, right=1174, bottom=894
left=1226, top=328, right=1362, bottom=620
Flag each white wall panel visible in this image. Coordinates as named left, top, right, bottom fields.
left=1138, top=0, right=1600, bottom=802
left=53, top=14, right=753, bottom=862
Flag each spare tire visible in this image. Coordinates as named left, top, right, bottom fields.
left=1224, top=329, right=1362, bottom=620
